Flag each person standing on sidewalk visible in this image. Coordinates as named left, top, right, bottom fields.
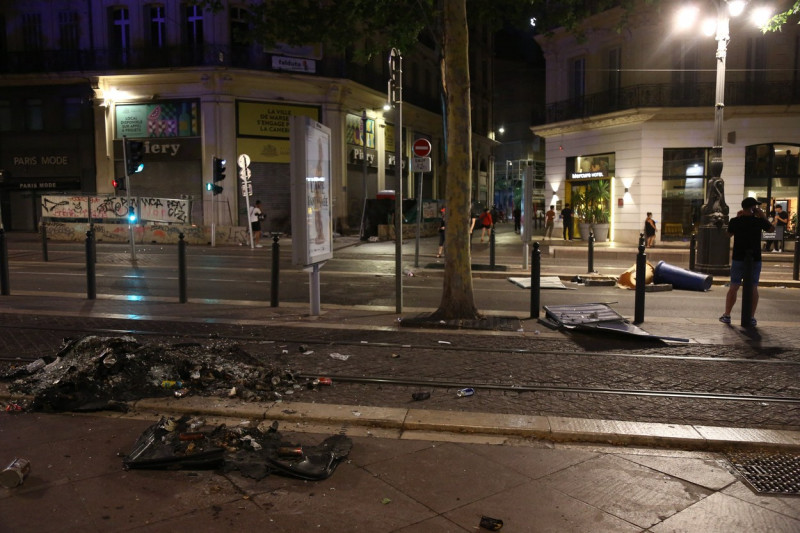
left=560, top=203, right=574, bottom=240
left=479, top=208, right=493, bottom=242
left=249, top=200, right=264, bottom=248
left=644, top=212, right=657, bottom=248
left=513, top=206, right=521, bottom=234
left=720, top=197, right=773, bottom=327
left=544, top=205, right=555, bottom=239
left=767, top=204, right=789, bottom=252
left=437, top=207, right=446, bottom=258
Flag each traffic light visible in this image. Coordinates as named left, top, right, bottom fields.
left=127, top=206, right=137, bottom=223
left=207, top=156, right=225, bottom=195
left=125, top=138, right=144, bottom=175
left=112, top=177, right=126, bottom=191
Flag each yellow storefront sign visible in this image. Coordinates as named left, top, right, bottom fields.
left=237, top=102, right=320, bottom=139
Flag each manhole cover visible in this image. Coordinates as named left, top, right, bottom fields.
left=727, top=452, right=800, bottom=495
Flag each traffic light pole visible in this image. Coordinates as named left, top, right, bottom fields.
left=122, top=136, right=136, bottom=261
left=390, top=48, right=403, bottom=314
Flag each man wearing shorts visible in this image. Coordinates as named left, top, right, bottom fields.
left=720, top=197, right=773, bottom=327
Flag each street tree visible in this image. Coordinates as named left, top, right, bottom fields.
left=198, top=0, right=538, bottom=319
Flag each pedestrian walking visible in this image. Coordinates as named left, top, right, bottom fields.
left=544, top=205, right=555, bottom=239
left=512, top=207, right=521, bottom=234
left=249, top=200, right=265, bottom=248
left=479, top=208, right=493, bottom=242
left=437, top=207, right=446, bottom=258
left=644, top=212, right=657, bottom=247
left=719, top=197, right=774, bottom=327
left=561, top=203, right=574, bottom=240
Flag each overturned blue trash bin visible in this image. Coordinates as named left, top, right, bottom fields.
left=654, top=260, right=713, bottom=291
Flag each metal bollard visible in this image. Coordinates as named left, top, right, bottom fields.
left=86, top=230, right=96, bottom=300
left=0, top=229, right=9, bottom=295
left=689, top=233, right=696, bottom=271
left=271, top=233, right=281, bottom=307
left=88, top=223, right=96, bottom=264
left=178, top=233, right=187, bottom=303
left=634, top=234, right=646, bottom=324
left=587, top=231, right=595, bottom=273
left=530, top=241, right=541, bottom=319
left=741, top=251, right=754, bottom=327
left=489, top=226, right=496, bottom=270
left=41, top=222, right=48, bottom=262
left=793, top=233, right=799, bottom=281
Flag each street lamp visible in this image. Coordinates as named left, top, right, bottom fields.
left=676, top=0, right=771, bottom=275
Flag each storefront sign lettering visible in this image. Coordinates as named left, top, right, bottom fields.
left=13, top=155, right=70, bottom=166
left=144, top=141, right=180, bottom=156
left=571, top=171, right=605, bottom=179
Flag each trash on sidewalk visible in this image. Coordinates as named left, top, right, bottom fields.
left=653, top=260, right=713, bottom=291
left=616, top=262, right=654, bottom=289
left=122, top=416, right=352, bottom=482
left=542, top=303, right=689, bottom=342
left=456, top=387, right=475, bottom=397
left=479, top=515, right=504, bottom=531
left=0, top=458, right=31, bottom=489
left=328, top=352, right=351, bottom=361
left=411, top=391, right=431, bottom=401
left=0, top=336, right=320, bottom=412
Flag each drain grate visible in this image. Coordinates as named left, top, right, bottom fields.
left=727, top=452, right=800, bottom=495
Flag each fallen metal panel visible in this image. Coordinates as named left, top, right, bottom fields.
left=508, top=276, right=574, bottom=290
left=543, top=303, right=688, bottom=342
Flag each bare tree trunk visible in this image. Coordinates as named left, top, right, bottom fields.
left=432, top=0, right=480, bottom=320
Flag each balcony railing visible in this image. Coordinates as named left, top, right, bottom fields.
left=0, top=45, right=441, bottom=113
left=545, top=81, right=800, bottom=123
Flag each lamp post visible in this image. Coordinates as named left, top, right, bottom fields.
left=359, top=110, right=368, bottom=241
left=687, top=0, right=772, bottom=275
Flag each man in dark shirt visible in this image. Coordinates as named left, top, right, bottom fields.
left=770, top=204, right=789, bottom=252
left=561, top=203, right=574, bottom=240
left=720, top=197, right=774, bottom=327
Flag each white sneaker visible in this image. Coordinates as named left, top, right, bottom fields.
left=772, top=249, right=780, bottom=253
left=256, top=244, right=263, bottom=248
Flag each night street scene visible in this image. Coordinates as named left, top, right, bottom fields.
left=1, top=1, right=800, bottom=531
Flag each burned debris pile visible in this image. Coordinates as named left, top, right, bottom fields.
left=1, top=335, right=307, bottom=412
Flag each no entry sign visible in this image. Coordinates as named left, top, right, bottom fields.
left=412, top=139, right=432, bottom=158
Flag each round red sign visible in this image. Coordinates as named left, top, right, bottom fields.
left=412, top=139, right=432, bottom=158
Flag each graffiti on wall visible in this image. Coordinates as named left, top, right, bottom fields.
left=42, top=195, right=190, bottom=224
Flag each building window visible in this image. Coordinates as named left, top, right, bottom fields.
left=184, top=4, right=204, bottom=46
left=0, top=100, right=11, bottom=132
left=607, top=47, right=621, bottom=107
left=671, top=41, right=698, bottom=103
left=110, top=7, right=131, bottom=65
left=25, top=99, right=44, bottom=131
left=22, top=13, right=43, bottom=50
left=661, top=148, right=709, bottom=239
left=149, top=4, right=167, bottom=48
left=569, top=57, right=585, bottom=100
left=59, top=11, right=79, bottom=49
left=230, top=6, right=248, bottom=45
left=64, top=97, right=82, bottom=130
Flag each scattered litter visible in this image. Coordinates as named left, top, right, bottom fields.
left=617, top=262, right=654, bottom=289
left=4, top=403, right=24, bottom=413
left=174, top=389, right=189, bottom=398
left=508, top=276, right=573, bottom=290
left=0, top=458, right=31, bottom=489
left=391, top=353, right=400, bottom=358
left=329, top=353, right=351, bottom=361
left=123, top=417, right=352, bottom=481
left=403, top=269, right=415, bottom=277
left=480, top=515, right=504, bottom=531
left=456, top=388, right=475, bottom=397
left=438, top=340, right=451, bottom=345
left=228, top=387, right=237, bottom=397
left=412, top=392, right=430, bottom=401
left=368, top=236, right=379, bottom=242
left=381, top=497, right=392, bottom=504
left=351, top=410, right=361, bottom=417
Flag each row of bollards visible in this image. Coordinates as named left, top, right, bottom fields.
left=2, top=229, right=283, bottom=305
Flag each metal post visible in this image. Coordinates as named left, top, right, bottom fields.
left=309, top=263, right=321, bottom=316
left=740, top=251, right=754, bottom=327
left=689, top=233, right=696, bottom=271
left=793, top=233, right=799, bottom=281
left=86, top=230, right=96, bottom=300
left=0, top=229, right=9, bottom=295
left=41, top=221, right=48, bottom=262
left=587, top=231, right=595, bottom=273
left=414, top=171, right=423, bottom=268
left=390, top=48, right=403, bottom=314
left=271, top=233, right=280, bottom=307
left=89, top=222, right=96, bottom=264
left=178, top=232, right=187, bottom=303
left=489, top=224, right=496, bottom=270
left=360, top=110, right=369, bottom=241
left=634, top=233, right=646, bottom=324
left=530, top=241, right=540, bottom=319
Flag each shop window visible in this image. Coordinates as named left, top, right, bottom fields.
left=744, top=143, right=799, bottom=234
left=661, top=148, right=709, bottom=239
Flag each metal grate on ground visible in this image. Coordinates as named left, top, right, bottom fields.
left=727, top=452, right=800, bottom=495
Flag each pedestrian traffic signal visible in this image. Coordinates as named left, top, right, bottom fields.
left=112, top=177, right=126, bottom=191
left=213, top=156, right=226, bottom=182
left=125, top=138, right=144, bottom=175
left=128, top=206, right=137, bottom=223
left=206, top=182, right=223, bottom=195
